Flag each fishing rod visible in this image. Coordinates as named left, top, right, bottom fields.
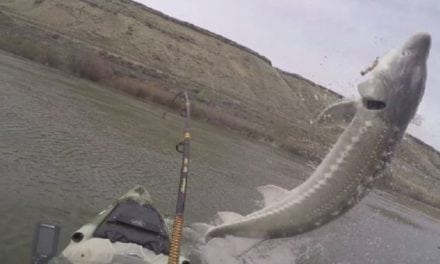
left=168, top=91, right=191, bottom=264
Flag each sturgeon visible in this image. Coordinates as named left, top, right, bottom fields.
left=206, top=33, right=431, bottom=240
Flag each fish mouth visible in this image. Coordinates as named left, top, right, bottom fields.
left=363, top=99, right=386, bottom=110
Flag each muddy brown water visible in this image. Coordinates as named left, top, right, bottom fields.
left=1, top=51, right=439, bottom=263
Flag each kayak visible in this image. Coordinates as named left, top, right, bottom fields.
left=45, top=92, right=192, bottom=264
left=49, top=185, right=190, bottom=264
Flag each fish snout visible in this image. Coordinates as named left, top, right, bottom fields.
left=402, top=33, right=431, bottom=60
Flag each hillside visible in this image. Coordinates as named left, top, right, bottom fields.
left=0, top=0, right=439, bottom=208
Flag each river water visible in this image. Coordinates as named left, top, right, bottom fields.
left=0, top=51, right=439, bottom=263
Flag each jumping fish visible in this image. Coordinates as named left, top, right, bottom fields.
left=206, top=33, right=431, bottom=240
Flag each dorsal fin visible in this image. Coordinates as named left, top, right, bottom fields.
left=316, top=100, right=358, bottom=127
left=256, top=185, right=289, bottom=206
left=217, top=211, right=243, bottom=224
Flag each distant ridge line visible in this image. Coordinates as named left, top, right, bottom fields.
left=111, top=0, right=273, bottom=65
left=407, top=134, right=440, bottom=156
left=277, top=68, right=343, bottom=99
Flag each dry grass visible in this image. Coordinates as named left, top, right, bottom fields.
left=0, top=38, right=42, bottom=61
left=110, top=76, right=175, bottom=105
left=0, top=36, right=261, bottom=139
left=68, top=52, right=113, bottom=82
left=0, top=34, right=177, bottom=109
left=0, top=36, right=62, bottom=67
left=0, top=37, right=323, bottom=160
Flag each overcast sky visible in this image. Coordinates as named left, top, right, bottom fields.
left=137, top=0, right=440, bottom=150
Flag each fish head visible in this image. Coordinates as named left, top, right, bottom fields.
left=358, top=33, right=430, bottom=128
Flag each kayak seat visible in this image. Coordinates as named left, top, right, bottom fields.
left=93, top=200, right=170, bottom=255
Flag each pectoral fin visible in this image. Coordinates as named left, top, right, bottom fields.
left=316, top=100, right=358, bottom=126
left=217, top=211, right=243, bottom=224
left=257, top=185, right=289, bottom=206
